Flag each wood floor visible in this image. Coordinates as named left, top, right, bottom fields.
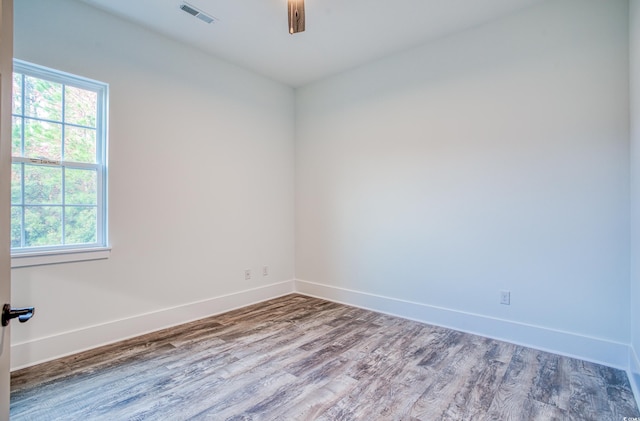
left=10, top=294, right=640, bottom=420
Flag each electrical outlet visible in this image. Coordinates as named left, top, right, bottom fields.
left=262, top=266, right=269, bottom=277
left=500, top=290, right=511, bottom=305
left=244, top=269, right=251, bottom=280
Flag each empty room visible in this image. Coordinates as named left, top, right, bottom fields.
left=1, top=0, right=640, bottom=419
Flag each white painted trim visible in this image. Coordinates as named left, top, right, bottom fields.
left=12, top=276, right=636, bottom=402
left=294, top=279, right=630, bottom=370
left=11, top=247, right=111, bottom=268
left=11, top=280, right=295, bottom=371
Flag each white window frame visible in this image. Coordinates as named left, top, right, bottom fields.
left=10, top=59, right=110, bottom=268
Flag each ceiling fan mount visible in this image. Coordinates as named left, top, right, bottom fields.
left=288, top=0, right=305, bottom=34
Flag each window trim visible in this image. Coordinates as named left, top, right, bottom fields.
left=10, top=59, right=110, bottom=266
left=11, top=247, right=111, bottom=268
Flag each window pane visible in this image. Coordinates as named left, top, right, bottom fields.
left=11, top=163, right=22, bottom=204
left=24, top=76, right=62, bottom=121
left=24, top=206, right=62, bottom=247
left=65, top=86, right=97, bottom=127
left=65, top=207, right=97, bottom=245
left=12, top=116, right=22, bottom=157
left=24, top=165, right=62, bottom=204
left=24, top=118, right=62, bottom=160
left=11, top=207, right=22, bottom=248
left=65, top=168, right=97, bottom=205
left=12, top=73, right=22, bottom=114
left=65, top=126, right=96, bottom=163
left=11, top=60, right=108, bottom=253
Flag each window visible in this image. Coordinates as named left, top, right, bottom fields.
left=11, top=60, right=109, bottom=266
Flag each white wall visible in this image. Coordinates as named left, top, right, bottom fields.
left=11, top=0, right=295, bottom=369
left=296, top=0, right=631, bottom=366
left=631, top=0, right=640, bottom=399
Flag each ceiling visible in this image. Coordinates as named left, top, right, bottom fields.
left=80, top=0, right=548, bottom=87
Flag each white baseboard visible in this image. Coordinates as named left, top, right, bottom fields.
left=11, top=277, right=634, bottom=382
left=11, top=280, right=295, bottom=371
left=294, top=279, right=630, bottom=370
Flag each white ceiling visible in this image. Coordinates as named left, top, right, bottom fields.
left=80, top=0, right=548, bottom=87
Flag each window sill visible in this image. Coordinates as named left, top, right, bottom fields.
left=11, top=247, right=111, bottom=268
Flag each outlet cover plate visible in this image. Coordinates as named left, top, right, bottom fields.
left=500, top=290, right=511, bottom=305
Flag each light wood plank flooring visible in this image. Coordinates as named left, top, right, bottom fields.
left=10, top=294, right=640, bottom=420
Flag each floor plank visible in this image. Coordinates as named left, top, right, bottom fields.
left=10, top=294, right=640, bottom=420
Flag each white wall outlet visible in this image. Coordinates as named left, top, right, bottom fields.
left=262, top=266, right=269, bottom=277
left=500, top=290, right=511, bottom=305
left=244, top=269, right=251, bottom=280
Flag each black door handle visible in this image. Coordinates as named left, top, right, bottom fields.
left=2, top=304, right=35, bottom=326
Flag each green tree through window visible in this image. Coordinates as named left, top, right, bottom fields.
left=11, top=60, right=108, bottom=253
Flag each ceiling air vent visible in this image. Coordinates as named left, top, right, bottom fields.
left=180, top=3, right=216, bottom=24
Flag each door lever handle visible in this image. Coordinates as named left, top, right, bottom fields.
left=2, top=304, right=35, bottom=326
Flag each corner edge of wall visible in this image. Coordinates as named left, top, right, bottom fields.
left=629, top=346, right=640, bottom=408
